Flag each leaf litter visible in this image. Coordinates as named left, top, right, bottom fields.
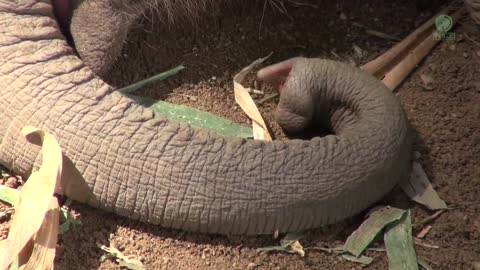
left=0, top=127, right=63, bottom=270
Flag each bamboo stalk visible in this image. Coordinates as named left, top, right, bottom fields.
left=381, top=8, right=465, bottom=90
left=361, top=4, right=457, bottom=78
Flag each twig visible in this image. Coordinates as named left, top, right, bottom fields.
left=416, top=225, right=432, bottom=239
left=463, top=32, right=480, bottom=47
left=0, top=208, right=14, bottom=220
left=352, top=22, right=400, bottom=41
left=248, top=89, right=265, bottom=95
left=414, top=209, right=447, bottom=228
left=414, top=238, right=440, bottom=249
left=286, top=0, right=318, bottom=8
left=366, top=30, right=401, bottom=42
left=257, top=93, right=279, bottom=105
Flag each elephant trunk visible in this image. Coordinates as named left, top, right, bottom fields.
left=0, top=2, right=412, bottom=235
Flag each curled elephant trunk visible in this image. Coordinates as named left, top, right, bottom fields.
left=0, top=1, right=412, bottom=235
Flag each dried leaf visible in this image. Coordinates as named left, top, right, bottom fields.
left=0, top=127, right=62, bottom=270
left=257, top=232, right=305, bottom=257
left=279, top=232, right=303, bottom=247
left=384, top=210, right=418, bottom=270
left=400, top=162, right=447, bottom=210
left=23, top=199, right=59, bottom=270
left=344, top=207, right=407, bottom=257
left=289, top=241, right=305, bottom=257
left=99, top=244, right=145, bottom=270
left=233, top=53, right=274, bottom=141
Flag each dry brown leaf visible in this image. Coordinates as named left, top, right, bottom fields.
left=289, top=241, right=305, bottom=257
left=233, top=54, right=273, bottom=141
left=0, top=127, right=63, bottom=270
left=23, top=198, right=59, bottom=270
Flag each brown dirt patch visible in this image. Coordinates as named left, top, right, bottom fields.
left=1, top=0, right=479, bottom=269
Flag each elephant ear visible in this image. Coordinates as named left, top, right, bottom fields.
left=256, top=57, right=303, bottom=91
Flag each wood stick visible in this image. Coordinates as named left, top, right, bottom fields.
left=382, top=8, right=465, bottom=90
left=361, top=4, right=457, bottom=78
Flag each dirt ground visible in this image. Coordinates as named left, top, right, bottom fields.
left=1, top=0, right=479, bottom=269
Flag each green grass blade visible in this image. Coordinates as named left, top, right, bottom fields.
left=128, top=95, right=253, bottom=138
left=0, top=185, right=18, bottom=206
left=400, top=162, right=447, bottom=210
left=341, top=254, right=374, bottom=265
left=344, top=207, right=407, bottom=257
left=384, top=210, right=418, bottom=270
left=279, top=232, right=304, bottom=247
left=116, top=65, right=185, bottom=95
left=8, top=257, right=18, bottom=270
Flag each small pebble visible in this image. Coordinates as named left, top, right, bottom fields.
left=247, top=262, right=257, bottom=269
left=473, top=261, right=480, bottom=270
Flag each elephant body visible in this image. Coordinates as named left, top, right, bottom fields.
left=0, top=0, right=412, bottom=235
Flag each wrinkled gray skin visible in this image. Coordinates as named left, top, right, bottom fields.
left=0, top=0, right=412, bottom=235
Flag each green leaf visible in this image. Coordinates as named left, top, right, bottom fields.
left=98, top=243, right=145, bottom=270
left=279, top=232, right=304, bottom=247
left=58, top=207, right=82, bottom=235
left=8, top=257, right=18, bottom=270
left=344, top=207, right=407, bottom=257
left=116, top=65, right=185, bottom=95
left=256, top=245, right=295, bottom=254
left=341, top=254, right=374, bottom=265
left=128, top=95, right=253, bottom=138
left=0, top=185, right=18, bottom=206
left=384, top=210, right=418, bottom=270
left=119, top=259, right=145, bottom=270
left=116, top=64, right=253, bottom=138
left=400, top=162, right=447, bottom=210
left=305, top=246, right=345, bottom=254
